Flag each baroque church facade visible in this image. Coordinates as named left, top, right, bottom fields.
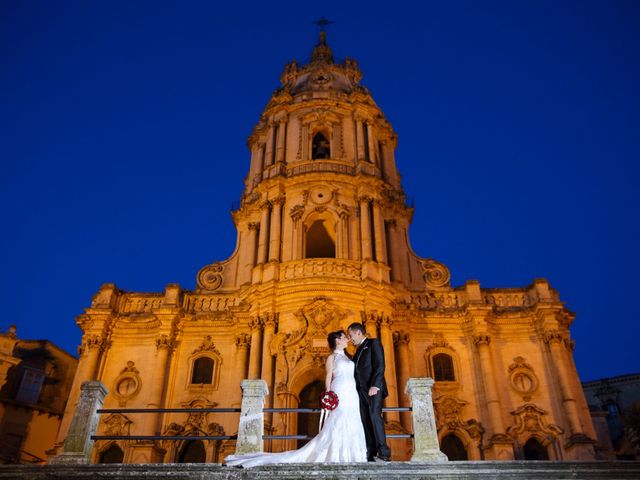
left=54, top=33, right=599, bottom=463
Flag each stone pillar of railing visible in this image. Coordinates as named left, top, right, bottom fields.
left=235, top=379, right=269, bottom=455
left=405, top=378, right=448, bottom=462
left=50, top=381, right=108, bottom=464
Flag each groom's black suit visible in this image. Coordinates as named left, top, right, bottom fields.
left=353, top=337, right=391, bottom=460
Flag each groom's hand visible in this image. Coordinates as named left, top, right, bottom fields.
left=368, top=386, right=380, bottom=396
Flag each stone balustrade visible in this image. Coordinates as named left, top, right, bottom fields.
left=52, top=378, right=444, bottom=465
left=280, top=259, right=362, bottom=281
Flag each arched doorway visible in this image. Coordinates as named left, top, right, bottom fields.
left=178, top=439, right=206, bottom=463
left=440, top=434, right=468, bottom=461
left=99, top=444, right=124, bottom=463
left=297, top=380, right=324, bottom=448
left=523, top=437, right=549, bottom=460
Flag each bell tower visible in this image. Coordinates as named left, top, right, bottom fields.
left=198, top=32, right=443, bottom=291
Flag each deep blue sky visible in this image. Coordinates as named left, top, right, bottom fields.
left=1, top=1, right=638, bottom=382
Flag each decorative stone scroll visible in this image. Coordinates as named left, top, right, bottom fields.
left=420, top=258, right=451, bottom=290
left=196, top=262, right=224, bottom=291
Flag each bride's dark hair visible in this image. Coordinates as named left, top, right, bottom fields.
left=327, top=330, right=345, bottom=350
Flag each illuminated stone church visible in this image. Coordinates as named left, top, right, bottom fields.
left=54, top=32, right=599, bottom=464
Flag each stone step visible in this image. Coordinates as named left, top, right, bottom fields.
left=1, top=461, right=640, bottom=480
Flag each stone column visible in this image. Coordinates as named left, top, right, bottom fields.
left=356, top=119, right=366, bottom=161
left=544, top=331, right=586, bottom=436
left=394, top=331, right=412, bottom=432
left=372, top=199, right=387, bottom=264
left=379, top=317, right=399, bottom=423
left=268, top=197, right=284, bottom=262
left=387, top=220, right=402, bottom=282
left=473, top=334, right=513, bottom=458
left=50, top=381, right=108, bottom=464
left=265, top=123, right=276, bottom=166
left=248, top=143, right=261, bottom=189
left=359, top=197, right=373, bottom=261
left=338, top=210, right=350, bottom=259
left=378, top=139, right=388, bottom=179
left=261, top=314, right=278, bottom=400
left=257, top=202, right=271, bottom=264
left=246, top=222, right=259, bottom=272
left=290, top=207, right=303, bottom=260
left=235, top=333, right=251, bottom=380
left=247, top=318, right=264, bottom=379
left=235, top=379, right=269, bottom=455
left=405, top=378, right=448, bottom=462
left=276, top=119, right=286, bottom=163
left=147, top=335, right=173, bottom=432
left=367, top=123, right=376, bottom=164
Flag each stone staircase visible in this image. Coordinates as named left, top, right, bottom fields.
left=1, top=461, right=640, bottom=479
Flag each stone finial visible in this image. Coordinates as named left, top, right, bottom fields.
left=465, top=280, right=482, bottom=303
left=235, top=379, right=269, bottom=455
left=163, top=283, right=181, bottom=306
left=405, top=378, right=448, bottom=462
left=50, top=381, right=108, bottom=464
left=533, top=278, right=552, bottom=301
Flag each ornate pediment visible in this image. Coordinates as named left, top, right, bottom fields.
left=507, top=403, right=563, bottom=439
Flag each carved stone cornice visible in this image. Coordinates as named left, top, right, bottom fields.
left=82, top=334, right=107, bottom=354
left=270, top=196, right=285, bottom=207
left=379, top=315, right=394, bottom=329
left=426, top=333, right=452, bottom=353
left=235, top=333, right=251, bottom=349
left=249, top=317, right=264, bottom=332
left=289, top=205, right=305, bottom=221
left=259, top=200, right=271, bottom=211
left=543, top=330, right=564, bottom=346
left=357, top=195, right=372, bottom=204
left=155, top=334, right=175, bottom=352
left=473, top=334, right=491, bottom=347
left=393, top=331, right=410, bottom=346
left=248, top=222, right=260, bottom=232
left=192, top=335, right=221, bottom=356
left=261, top=312, right=279, bottom=329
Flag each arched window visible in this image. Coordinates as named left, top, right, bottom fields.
left=440, top=434, right=468, bottom=461
left=178, top=440, right=206, bottom=463
left=312, top=132, right=330, bottom=159
left=191, top=357, right=214, bottom=384
left=433, top=353, right=455, bottom=381
left=99, top=444, right=124, bottom=464
left=297, top=380, right=324, bottom=448
left=523, top=437, right=549, bottom=460
left=305, top=220, right=336, bottom=258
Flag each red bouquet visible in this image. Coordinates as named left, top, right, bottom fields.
left=319, top=390, right=339, bottom=411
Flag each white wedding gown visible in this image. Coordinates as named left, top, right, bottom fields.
left=225, top=350, right=367, bottom=467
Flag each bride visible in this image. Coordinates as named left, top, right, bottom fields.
left=224, top=330, right=367, bottom=467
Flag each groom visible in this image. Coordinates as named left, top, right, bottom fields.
left=347, top=322, right=391, bottom=462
